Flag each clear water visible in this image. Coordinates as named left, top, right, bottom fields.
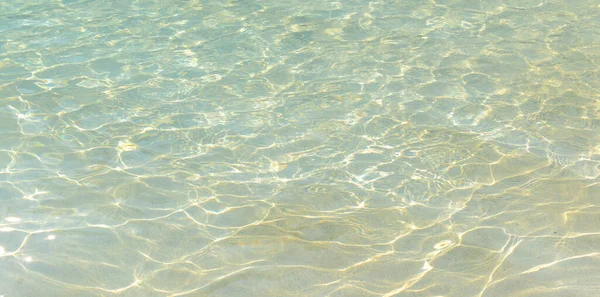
left=1, top=0, right=600, bottom=296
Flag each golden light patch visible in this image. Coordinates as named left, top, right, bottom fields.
left=269, top=161, right=288, bottom=172
left=117, top=140, right=138, bottom=152
left=434, top=240, right=454, bottom=250
left=324, top=28, right=343, bottom=36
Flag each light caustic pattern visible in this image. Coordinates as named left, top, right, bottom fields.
left=1, top=0, right=600, bottom=296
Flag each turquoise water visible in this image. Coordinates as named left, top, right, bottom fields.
left=1, top=0, right=600, bottom=296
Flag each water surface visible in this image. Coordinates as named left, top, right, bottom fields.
left=1, top=0, right=600, bottom=296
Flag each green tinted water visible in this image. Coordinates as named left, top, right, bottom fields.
left=1, top=0, right=600, bottom=296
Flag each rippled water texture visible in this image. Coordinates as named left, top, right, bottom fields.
left=1, top=0, right=600, bottom=296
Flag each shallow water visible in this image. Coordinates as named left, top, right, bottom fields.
left=1, top=0, right=600, bottom=296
